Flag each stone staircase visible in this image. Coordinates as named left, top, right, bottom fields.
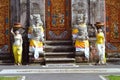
left=44, top=40, right=75, bottom=64
left=0, top=52, right=14, bottom=65
left=28, top=40, right=75, bottom=65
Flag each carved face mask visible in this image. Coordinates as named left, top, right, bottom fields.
left=77, top=14, right=84, bottom=23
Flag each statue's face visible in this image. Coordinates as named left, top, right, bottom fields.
left=30, top=14, right=43, bottom=26
left=33, top=15, right=40, bottom=24
left=77, top=14, right=84, bottom=24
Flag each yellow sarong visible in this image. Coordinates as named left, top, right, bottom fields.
left=12, top=45, right=22, bottom=64
left=75, top=39, right=85, bottom=48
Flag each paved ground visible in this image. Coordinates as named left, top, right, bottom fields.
left=0, top=63, right=120, bottom=80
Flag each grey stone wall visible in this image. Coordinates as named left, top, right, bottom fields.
left=90, top=0, right=105, bottom=24
left=11, top=0, right=46, bottom=27
left=10, top=0, right=29, bottom=35
left=10, top=0, right=20, bottom=26
left=72, top=0, right=105, bottom=26
left=20, top=0, right=27, bottom=27
left=30, top=0, right=45, bottom=26
left=71, top=0, right=105, bottom=37
left=72, top=0, right=88, bottom=26
left=10, top=0, right=28, bottom=28
left=11, top=0, right=105, bottom=29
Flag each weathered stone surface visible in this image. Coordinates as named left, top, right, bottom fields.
left=30, top=0, right=45, bottom=26
left=20, top=0, right=27, bottom=27
left=89, top=0, right=105, bottom=24
left=72, top=0, right=88, bottom=25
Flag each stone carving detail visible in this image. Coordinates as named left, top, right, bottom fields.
left=20, top=0, right=27, bottom=28
left=72, top=1, right=89, bottom=61
left=72, top=0, right=89, bottom=42
left=49, top=31, right=67, bottom=39
left=72, top=0, right=88, bottom=25
left=72, top=13, right=88, bottom=42
left=29, top=14, right=44, bottom=41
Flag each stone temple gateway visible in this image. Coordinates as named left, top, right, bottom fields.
left=0, top=0, right=120, bottom=64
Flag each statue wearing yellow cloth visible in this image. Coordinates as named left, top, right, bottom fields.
left=73, top=13, right=90, bottom=61
left=28, top=14, right=44, bottom=60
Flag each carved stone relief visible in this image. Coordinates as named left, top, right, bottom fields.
left=90, top=0, right=105, bottom=24
left=20, top=0, right=27, bottom=28
left=72, top=0, right=88, bottom=25
left=30, top=0, right=45, bottom=25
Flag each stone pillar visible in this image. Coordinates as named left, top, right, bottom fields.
left=10, top=0, right=20, bottom=25
left=20, top=0, right=28, bottom=27
left=19, top=0, right=30, bottom=64
left=90, top=0, right=105, bottom=24
left=30, top=0, right=45, bottom=26
left=72, top=0, right=89, bottom=26
left=71, top=0, right=105, bottom=29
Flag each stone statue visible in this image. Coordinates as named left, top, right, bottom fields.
left=28, top=14, right=44, bottom=60
left=28, top=14, right=44, bottom=41
left=74, top=13, right=89, bottom=62
left=72, top=14, right=87, bottom=42
left=73, top=13, right=88, bottom=41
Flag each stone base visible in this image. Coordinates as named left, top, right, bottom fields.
left=75, top=56, right=85, bottom=63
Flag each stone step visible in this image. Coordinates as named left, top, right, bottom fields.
left=46, top=63, right=78, bottom=67
left=106, top=58, right=120, bottom=65
left=29, top=40, right=75, bottom=64
left=29, top=52, right=44, bottom=57
left=0, top=54, right=13, bottom=60
left=29, top=57, right=44, bottom=62
left=0, top=53, right=10, bottom=56
left=106, top=58, right=120, bottom=62
left=0, top=60, right=13, bottom=64
left=0, top=53, right=14, bottom=65
left=45, top=58, right=75, bottom=63
left=0, top=56, right=14, bottom=60
left=29, top=57, right=45, bottom=65
left=45, top=52, right=75, bottom=58
left=0, top=63, right=14, bottom=66
left=44, top=40, right=73, bottom=46
left=44, top=45, right=75, bottom=52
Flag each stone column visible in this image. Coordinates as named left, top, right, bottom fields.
left=10, top=0, right=20, bottom=25
left=30, top=0, right=45, bottom=26
left=20, top=0, right=28, bottom=27
left=19, top=0, right=30, bottom=64
left=90, top=0, right=105, bottom=24
left=72, top=0, right=89, bottom=26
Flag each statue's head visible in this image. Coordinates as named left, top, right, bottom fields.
left=30, top=14, right=43, bottom=27
left=76, top=13, right=86, bottom=24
